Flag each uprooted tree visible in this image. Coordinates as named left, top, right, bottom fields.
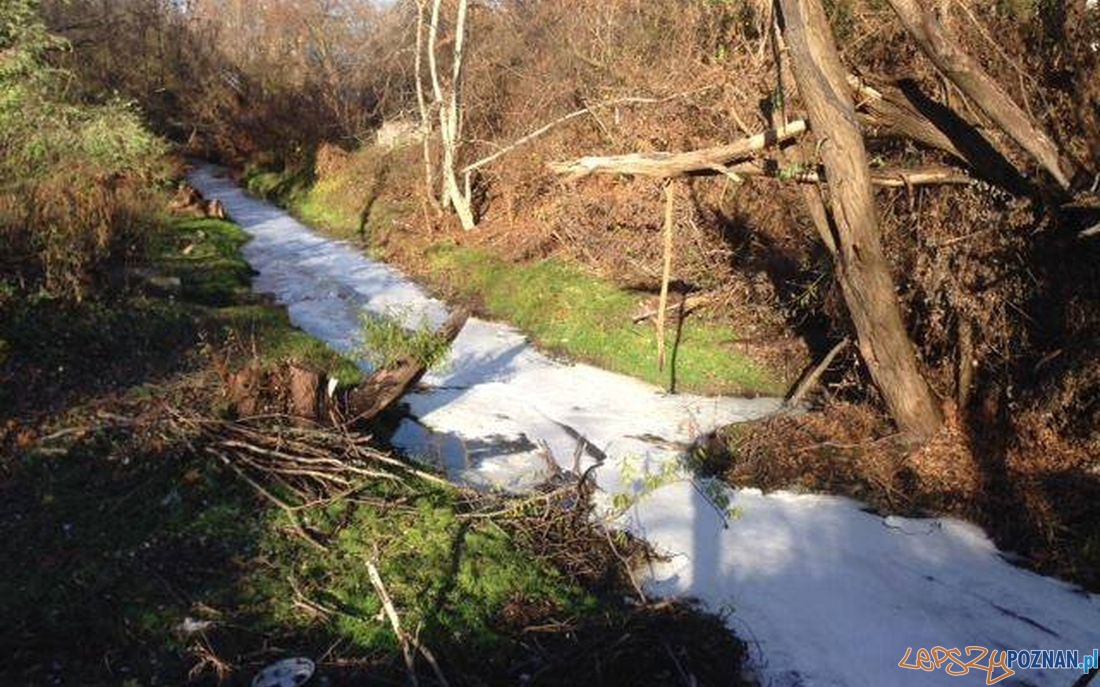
left=546, top=0, right=1086, bottom=442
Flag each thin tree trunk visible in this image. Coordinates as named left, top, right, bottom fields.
left=779, top=0, right=943, bottom=439
left=426, top=0, right=475, bottom=230
left=883, top=0, right=1075, bottom=190
left=427, top=0, right=451, bottom=209
left=656, top=182, right=675, bottom=372
left=413, top=0, right=438, bottom=211
left=444, top=0, right=475, bottom=230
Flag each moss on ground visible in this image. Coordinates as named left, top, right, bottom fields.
left=429, top=244, right=782, bottom=395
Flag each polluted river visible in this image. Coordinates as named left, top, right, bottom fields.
left=190, top=164, right=1100, bottom=687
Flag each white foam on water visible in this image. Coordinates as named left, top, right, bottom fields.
left=190, top=165, right=1100, bottom=686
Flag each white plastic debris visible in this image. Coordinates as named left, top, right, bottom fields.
left=251, top=657, right=314, bottom=687
left=176, top=617, right=214, bottom=635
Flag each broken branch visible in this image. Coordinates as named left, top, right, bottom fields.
left=549, top=120, right=807, bottom=179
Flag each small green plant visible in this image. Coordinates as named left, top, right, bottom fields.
left=778, top=162, right=807, bottom=182
left=611, top=452, right=742, bottom=525
left=358, top=309, right=451, bottom=370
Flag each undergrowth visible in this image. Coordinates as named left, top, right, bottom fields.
left=1, top=202, right=747, bottom=686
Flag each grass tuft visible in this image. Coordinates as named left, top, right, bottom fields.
left=358, top=309, right=451, bottom=370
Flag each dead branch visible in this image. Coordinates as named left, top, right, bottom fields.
left=883, top=0, right=1075, bottom=189
left=367, top=561, right=451, bottom=687
left=849, top=74, right=1033, bottom=195
left=208, top=448, right=328, bottom=552
left=548, top=120, right=807, bottom=179
left=461, top=87, right=719, bottom=175
left=725, top=160, right=973, bottom=187
left=367, top=560, right=420, bottom=687
left=785, top=337, right=849, bottom=408
left=849, top=75, right=964, bottom=160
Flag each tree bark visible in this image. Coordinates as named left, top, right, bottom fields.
left=427, top=0, right=475, bottom=230
left=883, top=0, right=1075, bottom=190
left=345, top=308, right=469, bottom=424
left=779, top=0, right=943, bottom=439
left=850, top=74, right=1030, bottom=194
left=412, top=0, right=438, bottom=211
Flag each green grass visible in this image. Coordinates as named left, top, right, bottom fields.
left=156, top=216, right=364, bottom=386
left=429, top=243, right=782, bottom=395
left=359, top=309, right=452, bottom=370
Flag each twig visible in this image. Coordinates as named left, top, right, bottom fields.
left=603, top=526, right=648, bottom=604
left=367, top=560, right=419, bottom=687
left=366, top=561, right=451, bottom=687
left=207, top=448, right=327, bottom=552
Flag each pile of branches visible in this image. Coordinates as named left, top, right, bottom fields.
left=173, top=409, right=652, bottom=590
left=165, top=410, right=740, bottom=685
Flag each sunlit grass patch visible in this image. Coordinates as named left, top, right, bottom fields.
left=429, top=243, right=783, bottom=396
left=358, top=309, right=451, bottom=370
left=157, top=216, right=363, bottom=385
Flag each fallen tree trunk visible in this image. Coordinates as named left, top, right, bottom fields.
left=548, top=120, right=807, bottom=179
left=780, top=0, right=944, bottom=439
left=345, top=308, right=469, bottom=423
left=883, top=0, right=1075, bottom=190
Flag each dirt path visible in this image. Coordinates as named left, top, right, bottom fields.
left=190, top=164, right=1100, bottom=687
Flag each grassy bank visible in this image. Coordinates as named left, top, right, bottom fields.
left=1, top=209, right=746, bottom=684
left=243, top=155, right=785, bottom=396
left=0, top=215, right=360, bottom=418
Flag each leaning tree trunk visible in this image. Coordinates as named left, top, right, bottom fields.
left=779, top=0, right=943, bottom=439
left=883, top=0, right=1075, bottom=190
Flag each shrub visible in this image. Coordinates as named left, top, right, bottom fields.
left=0, top=0, right=169, bottom=300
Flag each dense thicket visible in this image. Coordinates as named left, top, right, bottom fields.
left=1, top=0, right=168, bottom=301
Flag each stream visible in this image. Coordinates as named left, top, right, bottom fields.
left=190, top=164, right=1100, bottom=687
